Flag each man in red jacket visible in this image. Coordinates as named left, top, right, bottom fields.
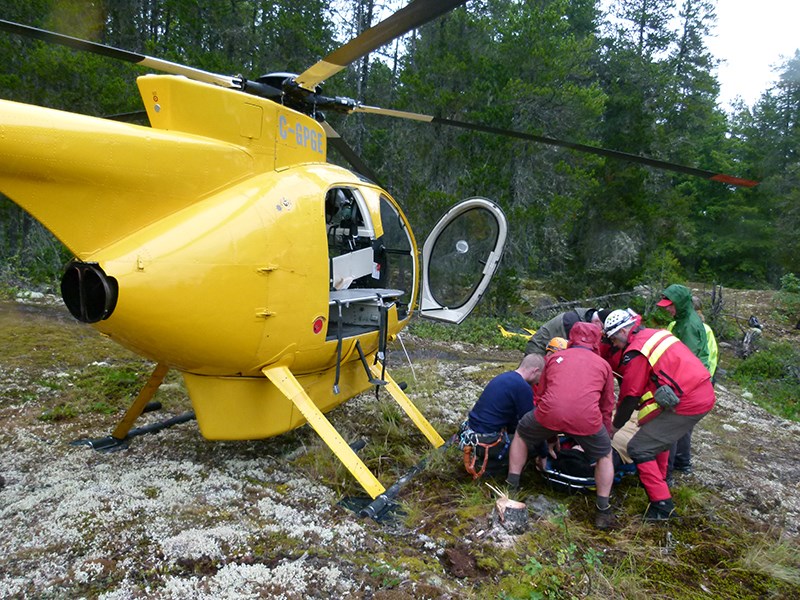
left=507, top=322, right=617, bottom=529
left=603, top=309, right=716, bottom=521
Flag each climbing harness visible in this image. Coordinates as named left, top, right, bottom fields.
left=458, top=420, right=510, bottom=479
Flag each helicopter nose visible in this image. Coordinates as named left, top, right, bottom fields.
left=60, top=260, right=119, bottom=323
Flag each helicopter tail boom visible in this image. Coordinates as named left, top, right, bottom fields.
left=0, top=98, right=256, bottom=258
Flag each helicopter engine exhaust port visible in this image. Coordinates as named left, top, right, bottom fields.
left=61, top=260, right=119, bottom=323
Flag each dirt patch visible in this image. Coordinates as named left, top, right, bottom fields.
left=441, top=547, right=480, bottom=578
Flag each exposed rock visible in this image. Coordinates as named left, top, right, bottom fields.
left=525, top=493, right=565, bottom=521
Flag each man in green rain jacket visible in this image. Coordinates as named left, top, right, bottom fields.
left=656, top=285, right=710, bottom=370
left=657, top=284, right=710, bottom=474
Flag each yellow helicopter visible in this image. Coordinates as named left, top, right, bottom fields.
left=0, top=1, right=756, bottom=507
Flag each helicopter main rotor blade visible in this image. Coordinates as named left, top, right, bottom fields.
left=294, top=0, right=467, bottom=92
left=0, top=19, right=281, bottom=99
left=322, top=122, right=383, bottom=185
left=353, top=105, right=759, bottom=188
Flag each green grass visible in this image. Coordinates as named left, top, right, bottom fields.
left=335, top=419, right=800, bottom=599
left=36, top=362, right=190, bottom=421
left=363, top=421, right=800, bottom=600
left=740, top=536, right=800, bottom=586
left=729, top=341, right=800, bottom=420
left=408, top=314, right=532, bottom=352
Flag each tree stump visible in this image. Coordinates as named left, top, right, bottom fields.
left=494, top=496, right=528, bottom=534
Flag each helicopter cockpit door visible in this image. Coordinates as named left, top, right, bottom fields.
left=419, top=197, right=507, bottom=324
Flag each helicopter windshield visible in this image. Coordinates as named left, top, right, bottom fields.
left=419, top=198, right=507, bottom=324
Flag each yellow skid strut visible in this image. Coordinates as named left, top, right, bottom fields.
left=263, top=365, right=387, bottom=499
left=112, top=362, right=170, bottom=440
left=369, top=362, right=445, bottom=448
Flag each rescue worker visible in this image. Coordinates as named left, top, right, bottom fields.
left=665, top=294, right=719, bottom=381
left=603, top=309, right=716, bottom=521
left=507, top=322, right=617, bottom=529
left=524, top=308, right=607, bottom=356
left=546, top=336, right=568, bottom=354
left=658, top=285, right=711, bottom=475
left=657, top=285, right=709, bottom=369
left=458, top=354, right=545, bottom=479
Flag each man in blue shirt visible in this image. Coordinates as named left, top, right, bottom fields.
left=459, top=354, right=545, bottom=479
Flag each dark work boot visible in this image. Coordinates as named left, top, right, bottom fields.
left=595, top=507, right=618, bottom=530
left=644, top=498, right=676, bottom=521
left=506, top=473, right=521, bottom=493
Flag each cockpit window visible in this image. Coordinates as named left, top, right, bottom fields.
left=326, top=188, right=368, bottom=256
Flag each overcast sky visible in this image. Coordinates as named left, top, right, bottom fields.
left=706, top=0, right=800, bottom=110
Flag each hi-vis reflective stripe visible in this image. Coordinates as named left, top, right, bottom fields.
left=640, top=330, right=680, bottom=367
left=637, top=391, right=661, bottom=422
left=638, top=401, right=661, bottom=422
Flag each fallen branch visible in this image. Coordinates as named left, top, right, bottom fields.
left=526, top=290, right=641, bottom=317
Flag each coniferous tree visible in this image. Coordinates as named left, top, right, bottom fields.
left=576, top=0, right=679, bottom=290
left=726, top=51, right=800, bottom=282
left=656, top=0, right=735, bottom=278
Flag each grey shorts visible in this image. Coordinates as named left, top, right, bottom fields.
left=516, top=410, right=612, bottom=463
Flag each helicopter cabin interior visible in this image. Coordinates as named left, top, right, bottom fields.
left=325, top=187, right=414, bottom=342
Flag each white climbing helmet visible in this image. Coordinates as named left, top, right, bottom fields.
left=604, top=308, right=638, bottom=337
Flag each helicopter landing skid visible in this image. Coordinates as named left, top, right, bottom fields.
left=264, top=364, right=387, bottom=497
left=344, top=434, right=455, bottom=522
left=263, top=361, right=447, bottom=502
left=71, top=362, right=195, bottom=452
left=71, top=410, right=196, bottom=452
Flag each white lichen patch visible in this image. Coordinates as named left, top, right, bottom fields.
left=0, top=397, right=390, bottom=599
left=257, top=490, right=368, bottom=552
left=101, top=555, right=356, bottom=600
left=160, top=525, right=250, bottom=562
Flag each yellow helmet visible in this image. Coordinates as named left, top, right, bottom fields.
left=546, top=336, right=568, bottom=354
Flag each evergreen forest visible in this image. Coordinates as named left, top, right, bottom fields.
left=1, top=0, right=799, bottom=300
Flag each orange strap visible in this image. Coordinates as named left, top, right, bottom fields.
left=463, top=436, right=504, bottom=480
